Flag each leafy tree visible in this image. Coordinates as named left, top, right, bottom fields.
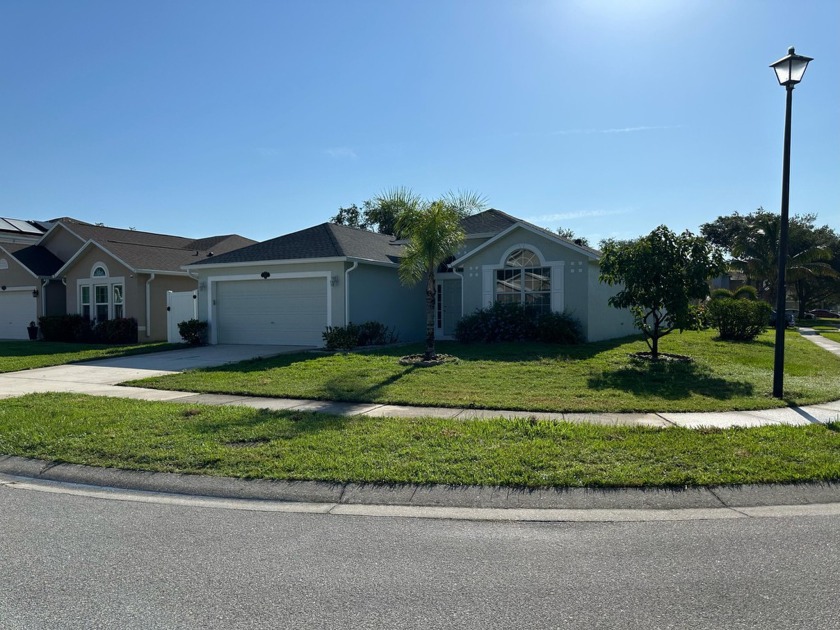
left=331, top=188, right=486, bottom=238
left=701, top=209, right=838, bottom=314
left=329, top=189, right=422, bottom=236
left=599, top=226, right=726, bottom=359
left=392, top=190, right=487, bottom=360
left=556, top=227, right=590, bottom=248
left=330, top=204, right=366, bottom=230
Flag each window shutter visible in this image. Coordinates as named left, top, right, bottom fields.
left=482, top=267, right=494, bottom=307
left=551, top=262, right=565, bottom=312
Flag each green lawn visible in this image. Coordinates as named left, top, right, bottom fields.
left=2, top=393, right=839, bottom=488
left=130, top=330, right=840, bottom=413
left=0, top=340, right=180, bottom=373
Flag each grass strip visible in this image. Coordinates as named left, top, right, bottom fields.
left=0, top=341, right=180, bottom=373
left=129, top=330, right=840, bottom=413
left=2, top=393, right=840, bottom=488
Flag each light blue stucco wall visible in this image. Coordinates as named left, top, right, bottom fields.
left=457, top=227, right=591, bottom=325
left=346, top=262, right=426, bottom=342
left=586, top=263, right=636, bottom=342
left=454, top=227, right=634, bottom=342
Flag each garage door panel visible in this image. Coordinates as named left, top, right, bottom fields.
left=215, top=278, right=328, bottom=346
left=0, top=292, right=37, bottom=340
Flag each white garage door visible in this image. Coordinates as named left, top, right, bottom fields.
left=215, top=278, right=328, bottom=346
left=0, top=291, right=37, bottom=340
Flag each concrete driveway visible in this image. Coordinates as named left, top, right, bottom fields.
left=0, top=344, right=310, bottom=400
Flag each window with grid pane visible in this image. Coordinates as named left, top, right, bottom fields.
left=495, top=248, right=551, bottom=313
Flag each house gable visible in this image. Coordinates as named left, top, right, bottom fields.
left=0, top=245, right=40, bottom=283
left=452, top=221, right=599, bottom=268
left=37, top=221, right=87, bottom=262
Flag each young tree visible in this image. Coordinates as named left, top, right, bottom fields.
left=392, top=190, right=487, bottom=360
left=599, top=226, right=726, bottom=359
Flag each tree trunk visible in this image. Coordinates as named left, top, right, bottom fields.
left=651, top=316, right=660, bottom=359
left=425, top=270, right=436, bottom=361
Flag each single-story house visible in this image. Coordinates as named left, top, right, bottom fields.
left=185, top=209, right=634, bottom=346
left=0, top=217, right=255, bottom=341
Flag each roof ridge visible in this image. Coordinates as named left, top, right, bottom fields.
left=323, top=222, right=345, bottom=255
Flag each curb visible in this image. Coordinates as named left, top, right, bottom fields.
left=2, top=454, right=839, bottom=511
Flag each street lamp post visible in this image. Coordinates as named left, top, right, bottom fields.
left=770, top=46, right=812, bottom=399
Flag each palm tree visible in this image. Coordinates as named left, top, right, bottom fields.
left=389, top=190, right=487, bottom=360
left=732, top=214, right=835, bottom=307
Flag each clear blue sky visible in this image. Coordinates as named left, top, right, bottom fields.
left=1, top=0, right=838, bottom=244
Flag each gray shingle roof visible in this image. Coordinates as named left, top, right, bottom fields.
left=461, top=209, right=519, bottom=235
left=189, top=223, right=404, bottom=266
left=55, top=219, right=256, bottom=273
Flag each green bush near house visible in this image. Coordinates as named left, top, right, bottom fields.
left=177, top=319, right=208, bottom=346
left=38, top=315, right=92, bottom=343
left=38, top=315, right=138, bottom=344
left=454, top=302, right=583, bottom=344
left=322, top=321, right=398, bottom=351
left=93, top=318, right=138, bottom=344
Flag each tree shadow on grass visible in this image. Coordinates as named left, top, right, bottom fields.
left=711, top=337, right=775, bottom=349
left=320, top=364, right=420, bottom=402
left=434, top=336, right=644, bottom=363
left=587, top=359, right=755, bottom=401
left=187, top=404, right=354, bottom=440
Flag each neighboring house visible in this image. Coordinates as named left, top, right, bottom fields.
left=0, top=217, right=52, bottom=245
left=0, top=216, right=255, bottom=341
left=186, top=209, right=635, bottom=346
left=185, top=222, right=426, bottom=346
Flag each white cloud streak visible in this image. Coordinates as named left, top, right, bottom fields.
left=527, top=209, right=632, bottom=223
left=548, top=125, right=682, bottom=136
left=325, top=147, right=358, bottom=159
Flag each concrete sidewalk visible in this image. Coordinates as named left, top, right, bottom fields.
left=1, top=334, right=840, bottom=515
left=1, top=334, right=839, bottom=428
left=3, top=363, right=840, bottom=427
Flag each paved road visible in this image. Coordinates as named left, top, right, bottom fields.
left=2, top=483, right=838, bottom=629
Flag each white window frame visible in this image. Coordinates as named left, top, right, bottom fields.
left=77, top=263, right=125, bottom=322
left=482, top=244, right=565, bottom=312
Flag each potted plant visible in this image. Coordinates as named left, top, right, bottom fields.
left=27, top=321, right=38, bottom=340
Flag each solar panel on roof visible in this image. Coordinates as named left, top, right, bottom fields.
left=4, top=218, right=42, bottom=234
left=0, top=218, right=19, bottom=232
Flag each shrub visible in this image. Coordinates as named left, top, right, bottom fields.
left=706, top=297, right=771, bottom=341
left=323, top=323, right=360, bottom=351
left=93, top=318, right=138, bottom=344
left=178, top=319, right=208, bottom=346
left=710, top=288, right=734, bottom=300
left=356, top=321, right=398, bottom=346
left=455, top=302, right=583, bottom=344
left=686, top=303, right=710, bottom=330
left=533, top=310, right=585, bottom=344
left=733, top=285, right=758, bottom=300
left=38, top=315, right=93, bottom=342
left=37, top=315, right=139, bottom=344
left=322, top=321, right=398, bottom=351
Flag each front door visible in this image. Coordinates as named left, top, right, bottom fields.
left=435, top=279, right=462, bottom=339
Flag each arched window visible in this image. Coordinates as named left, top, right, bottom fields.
left=495, top=248, right=551, bottom=313
left=93, top=265, right=107, bottom=277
